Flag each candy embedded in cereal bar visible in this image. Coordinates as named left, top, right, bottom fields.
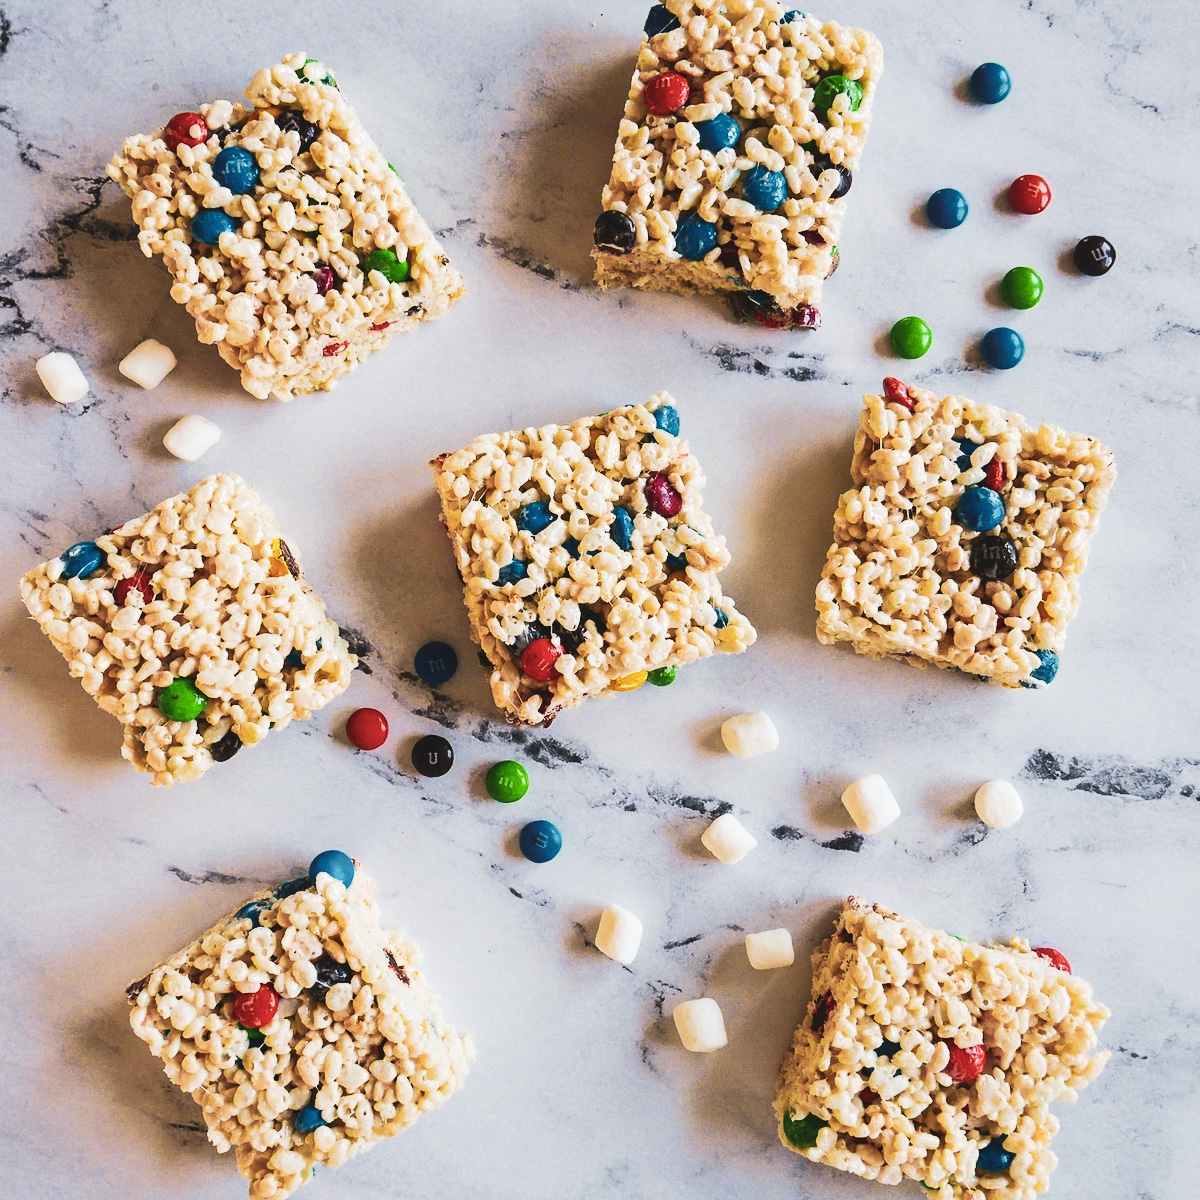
left=815, top=382, right=1116, bottom=687
left=775, top=898, right=1110, bottom=1198
left=106, top=53, right=465, bottom=400
left=430, top=392, right=756, bottom=727
left=18, top=474, right=355, bottom=784
left=592, top=3, right=882, bottom=328
left=127, top=852, right=471, bottom=1199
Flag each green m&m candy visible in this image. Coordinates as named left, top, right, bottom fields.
left=890, top=316, right=933, bottom=359
left=486, top=760, right=529, bottom=803
left=647, top=666, right=676, bottom=686
left=1000, top=265, right=1043, bottom=310
left=361, top=247, right=410, bottom=283
left=812, top=75, right=863, bottom=121
left=157, top=677, right=208, bottom=722
left=782, top=1110, right=828, bottom=1149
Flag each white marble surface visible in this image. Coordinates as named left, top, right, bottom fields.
left=2, top=2, right=1199, bottom=1197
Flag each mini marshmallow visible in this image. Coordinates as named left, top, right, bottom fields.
left=595, top=904, right=643, bottom=965
left=720, top=711, right=779, bottom=758
left=701, top=812, right=757, bottom=865
left=672, top=997, right=727, bottom=1052
left=745, top=928, right=795, bottom=970
left=841, top=773, right=901, bottom=834
left=975, top=780, right=1024, bottom=829
left=35, top=351, right=89, bottom=405
left=120, top=338, right=178, bottom=389
left=163, top=414, right=221, bottom=462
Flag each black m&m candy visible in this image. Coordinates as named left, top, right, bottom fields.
left=412, top=734, right=454, bottom=777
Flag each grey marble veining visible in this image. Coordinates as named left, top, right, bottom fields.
left=1, top=1, right=1198, bottom=1197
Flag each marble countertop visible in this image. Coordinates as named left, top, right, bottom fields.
left=2, top=1, right=1198, bottom=1197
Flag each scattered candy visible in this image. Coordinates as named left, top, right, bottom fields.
left=695, top=112, right=740, bottom=152
left=647, top=665, right=676, bottom=686
left=890, top=316, right=932, bottom=359
left=412, top=734, right=454, bottom=777
left=643, top=71, right=691, bottom=116
left=362, top=247, right=409, bottom=283
left=812, top=74, right=863, bottom=121
left=981, top=326, right=1024, bottom=369
left=209, top=729, right=242, bottom=762
left=956, top=486, right=1005, bottom=533
left=596, top=903, right=643, bottom=964
left=974, top=780, right=1024, bottom=828
left=1074, top=235, right=1116, bottom=276
left=521, top=637, right=562, bottom=683
left=346, top=708, right=388, bottom=751
left=163, top=112, right=208, bottom=152
left=1000, top=266, right=1043, bottom=310
left=672, top=997, right=728, bottom=1052
left=701, top=812, right=758, bottom=865
left=60, top=541, right=104, bottom=580
left=232, top=984, right=278, bottom=1029
left=971, top=535, right=1018, bottom=581
left=926, top=187, right=968, bottom=229
left=720, top=711, right=779, bottom=759
left=943, top=1042, right=986, bottom=1083
left=157, top=677, right=208, bottom=722
left=163, top=413, right=221, bottom=462
left=611, top=671, right=648, bottom=692
left=114, top=568, right=154, bottom=607
left=309, top=850, right=355, bottom=888
left=882, top=376, right=914, bottom=411
left=645, top=472, right=682, bottom=517
left=840, top=774, right=901, bottom=834
left=643, top=4, right=681, bottom=36
left=486, top=760, right=529, bottom=803
left=294, top=1104, right=327, bottom=1135
left=976, top=1137, right=1016, bottom=1174
left=745, top=928, right=795, bottom=970
left=742, top=164, right=787, bottom=211
left=518, top=819, right=562, bottom=863
left=593, top=210, right=637, bottom=253
left=969, top=62, right=1011, bottom=104
left=1033, top=946, right=1072, bottom=973
left=674, top=213, right=718, bottom=261
left=276, top=111, right=319, bottom=153
left=414, top=641, right=458, bottom=686
left=610, top=506, right=635, bottom=551
left=190, top=209, right=239, bottom=245
left=654, top=405, right=680, bottom=435
left=1008, top=174, right=1051, bottom=215
left=119, top=338, right=177, bottom=389
left=35, top=351, right=89, bottom=405
left=783, top=1111, right=828, bottom=1148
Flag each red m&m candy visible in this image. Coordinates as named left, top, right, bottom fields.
left=1008, top=174, right=1051, bottom=214
left=1033, top=946, right=1072, bottom=973
left=944, top=1042, right=986, bottom=1082
left=882, top=377, right=914, bottom=411
left=521, top=637, right=562, bottom=683
left=984, top=459, right=1006, bottom=490
left=114, top=569, right=154, bottom=607
left=232, top=984, right=278, bottom=1029
left=645, top=473, right=682, bottom=517
left=644, top=71, right=691, bottom=116
left=346, top=708, right=388, bottom=751
left=164, top=112, right=209, bottom=152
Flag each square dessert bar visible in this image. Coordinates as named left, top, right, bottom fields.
left=127, top=852, right=471, bottom=1199
left=431, top=392, right=756, bottom=726
left=815, top=381, right=1116, bottom=687
left=107, top=52, right=465, bottom=400
left=592, top=1, right=882, bottom=328
left=776, top=898, right=1110, bottom=1199
left=19, top=473, right=355, bottom=785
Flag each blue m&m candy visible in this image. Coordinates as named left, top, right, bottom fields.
left=308, top=850, right=355, bottom=888
left=519, top=820, right=562, bottom=863
left=643, top=4, right=680, bottom=36
left=515, top=501, right=556, bottom=534
left=414, top=641, right=458, bottom=685
left=956, top=486, right=1005, bottom=533
left=743, top=165, right=787, bottom=211
left=674, top=213, right=718, bottom=261
left=655, top=405, right=680, bottom=435
left=926, top=188, right=968, bottom=229
left=981, top=327, right=1025, bottom=369
left=976, top=1137, right=1015, bottom=1173
left=212, top=146, right=260, bottom=194
left=1029, top=649, right=1059, bottom=686
left=191, top=209, right=239, bottom=244
left=696, top=112, right=740, bottom=153
left=497, top=560, right=527, bottom=586
left=60, top=541, right=104, bottom=580
left=970, top=62, right=1011, bottom=104
left=294, top=1105, right=327, bottom=1135
left=610, top=506, right=635, bottom=551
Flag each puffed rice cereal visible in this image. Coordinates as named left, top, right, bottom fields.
left=775, top=897, right=1110, bottom=1198
left=815, top=382, right=1116, bottom=687
left=19, top=473, right=355, bottom=784
left=593, top=1, right=882, bottom=326
left=127, top=860, right=471, bottom=1198
left=431, top=392, right=756, bottom=726
left=106, top=53, right=465, bottom=400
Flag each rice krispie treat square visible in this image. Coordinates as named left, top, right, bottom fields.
left=776, top=898, right=1110, bottom=1199
left=592, top=2, right=882, bottom=328
left=127, top=852, right=471, bottom=1199
left=19, top=473, right=355, bottom=785
left=815, top=379, right=1116, bottom=687
left=107, top=52, right=465, bottom=400
left=431, top=392, right=756, bottom=726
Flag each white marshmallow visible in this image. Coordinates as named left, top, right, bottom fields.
left=720, top=711, right=779, bottom=758
left=701, top=812, right=757, bottom=865
left=841, top=774, right=901, bottom=834
left=35, top=351, right=89, bottom=405
left=672, top=997, right=727, bottom=1052
left=595, top=904, right=643, bottom=965
left=745, top=928, right=794, bottom=970
left=974, top=780, right=1024, bottom=828
left=119, top=338, right=178, bottom=389
left=163, top=414, right=221, bottom=462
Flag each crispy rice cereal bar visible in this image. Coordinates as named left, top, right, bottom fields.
left=776, top=898, right=1110, bottom=1199
left=107, top=53, right=465, bottom=400
left=127, top=855, right=471, bottom=1199
left=815, top=381, right=1116, bottom=687
left=431, top=392, right=756, bottom=726
left=592, top=1, right=882, bottom=328
left=19, top=473, right=355, bottom=784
